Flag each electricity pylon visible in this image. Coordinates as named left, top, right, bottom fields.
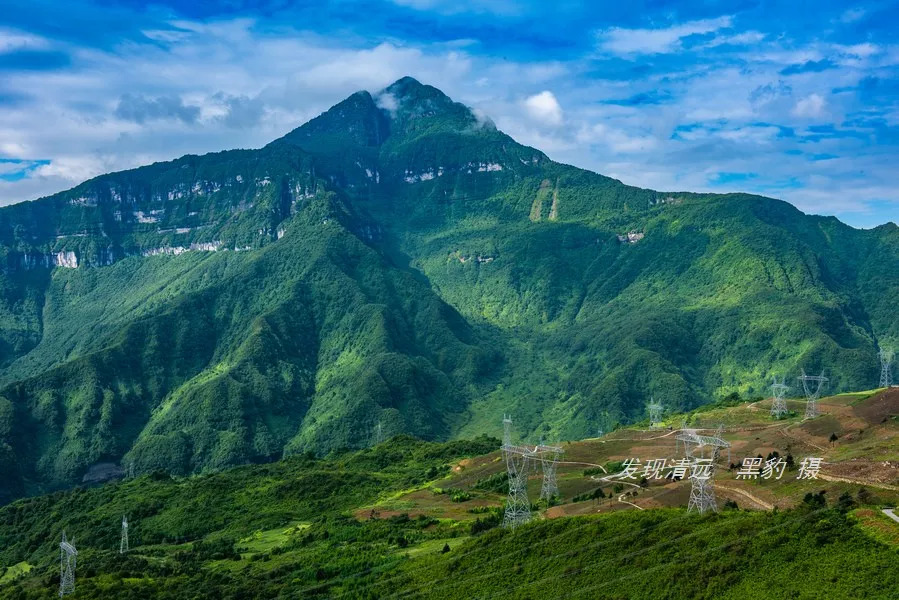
left=120, top=516, right=129, bottom=554
left=676, top=427, right=730, bottom=514
left=500, top=421, right=531, bottom=528
left=502, top=414, right=512, bottom=448
left=770, top=376, right=790, bottom=418
left=880, top=348, right=894, bottom=388
left=647, top=398, right=664, bottom=429
left=59, top=531, right=77, bottom=597
left=798, top=370, right=828, bottom=420
left=687, top=458, right=717, bottom=514
left=596, top=411, right=616, bottom=439
left=537, top=444, right=562, bottom=501
left=372, top=421, right=383, bottom=446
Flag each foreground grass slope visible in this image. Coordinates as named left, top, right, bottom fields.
left=0, top=430, right=897, bottom=599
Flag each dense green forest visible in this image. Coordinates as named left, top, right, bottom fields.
left=0, top=77, right=897, bottom=501
left=0, top=436, right=895, bottom=599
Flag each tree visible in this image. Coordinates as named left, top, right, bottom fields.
left=857, top=487, right=873, bottom=505
left=836, top=491, right=855, bottom=512
left=802, top=490, right=827, bottom=509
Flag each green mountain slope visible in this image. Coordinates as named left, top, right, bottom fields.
left=0, top=436, right=896, bottom=599
left=0, top=77, right=897, bottom=502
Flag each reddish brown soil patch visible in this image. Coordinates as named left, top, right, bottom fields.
left=853, top=388, right=899, bottom=425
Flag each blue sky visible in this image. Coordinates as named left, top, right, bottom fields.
left=0, top=1, right=897, bottom=227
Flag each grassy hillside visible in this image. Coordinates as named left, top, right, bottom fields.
left=0, top=77, right=897, bottom=501
left=1, top=388, right=898, bottom=599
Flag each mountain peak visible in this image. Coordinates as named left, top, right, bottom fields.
left=373, top=77, right=481, bottom=137
left=277, top=77, right=495, bottom=152
left=381, top=76, right=446, bottom=105
left=277, top=87, right=388, bottom=150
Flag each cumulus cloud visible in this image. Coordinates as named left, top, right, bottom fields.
left=375, top=92, right=399, bottom=115
left=792, top=93, right=827, bottom=118
left=0, top=6, right=895, bottom=227
left=702, top=31, right=766, bottom=48
left=0, top=29, right=49, bottom=53
left=470, top=107, right=496, bottom=130
left=596, top=16, right=733, bottom=55
left=523, top=90, right=563, bottom=126
left=115, top=94, right=201, bottom=124
left=576, top=123, right=658, bottom=153
left=749, top=81, right=792, bottom=105
left=0, top=159, right=47, bottom=179
left=839, top=8, right=866, bottom=23
left=216, top=94, right=265, bottom=129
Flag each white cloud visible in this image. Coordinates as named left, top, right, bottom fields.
left=836, top=43, right=880, bottom=58
left=839, top=8, right=866, bottom=23
left=702, top=31, right=766, bottom=48
left=387, top=0, right=523, bottom=16
left=523, top=90, right=563, bottom=126
left=32, top=155, right=117, bottom=182
left=0, top=29, right=48, bottom=53
left=375, top=91, right=398, bottom=115
left=792, top=93, right=826, bottom=118
left=596, top=16, right=733, bottom=55
left=576, top=123, right=658, bottom=153
left=0, top=13, right=894, bottom=227
left=0, top=161, right=41, bottom=177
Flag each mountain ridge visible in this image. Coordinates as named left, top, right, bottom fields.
left=0, top=77, right=896, bottom=503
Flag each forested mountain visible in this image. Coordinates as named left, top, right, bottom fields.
left=0, top=77, right=896, bottom=502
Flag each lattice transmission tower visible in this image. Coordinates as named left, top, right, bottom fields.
left=502, top=414, right=512, bottom=448
left=502, top=449, right=531, bottom=528
left=798, top=370, right=828, bottom=420
left=647, top=399, right=664, bottom=430
left=537, top=444, right=562, bottom=501
left=500, top=415, right=531, bottom=529
left=687, top=459, right=717, bottom=514
left=770, top=376, right=790, bottom=419
left=880, top=348, right=894, bottom=388
left=59, top=531, right=77, bottom=597
left=120, top=516, right=129, bottom=554
left=675, top=426, right=730, bottom=514
left=499, top=416, right=566, bottom=526
left=372, top=421, right=383, bottom=446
